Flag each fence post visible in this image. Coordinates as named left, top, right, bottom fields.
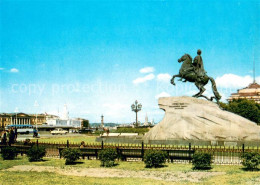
left=67, top=140, right=69, bottom=148
left=141, top=141, right=144, bottom=161
left=242, top=143, right=245, bottom=154
left=116, top=147, right=120, bottom=161
left=101, top=140, right=104, bottom=150
left=189, top=143, right=191, bottom=163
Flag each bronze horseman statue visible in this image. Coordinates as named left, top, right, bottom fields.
left=170, top=49, right=221, bottom=103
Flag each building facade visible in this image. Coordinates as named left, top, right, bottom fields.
left=45, top=105, right=82, bottom=128
left=0, top=113, right=47, bottom=128
left=228, top=82, right=260, bottom=103
left=46, top=118, right=82, bottom=128
left=0, top=105, right=86, bottom=129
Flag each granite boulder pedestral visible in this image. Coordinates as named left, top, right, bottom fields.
left=144, top=96, right=260, bottom=141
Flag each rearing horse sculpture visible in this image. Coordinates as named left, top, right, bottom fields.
left=170, top=54, right=221, bottom=103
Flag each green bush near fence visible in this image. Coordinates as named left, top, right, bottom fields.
left=61, top=148, right=81, bottom=165
left=192, top=152, right=213, bottom=170
left=144, top=150, right=167, bottom=168
left=27, top=145, right=46, bottom=162
left=241, top=152, right=260, bottom=170
left=116, top=127, right=149, bottom=135
left=1, top=147, right=17, bottom=160
left=98, top=148, right=118, bottom=167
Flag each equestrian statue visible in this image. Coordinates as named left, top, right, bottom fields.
left=170, top=49, right=221, bottom=103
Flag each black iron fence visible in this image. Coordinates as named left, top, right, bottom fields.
left=28, top=140, right=260, bottom=165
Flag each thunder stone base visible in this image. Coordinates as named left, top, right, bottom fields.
left=143, top=96, right=260, bottom=142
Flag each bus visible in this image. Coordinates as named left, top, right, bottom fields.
left=5, top=125, right=34, bottom=134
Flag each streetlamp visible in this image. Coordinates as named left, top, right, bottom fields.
left=34, top=101, right=39, bottom=130
left=131, top=100, right=142, bottom=127
left=14, top=107, right=19, bottom=125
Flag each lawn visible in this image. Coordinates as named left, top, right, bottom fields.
left=0, top=156, right=259, bottom=185
left=31, top=135, right=98, bottom=144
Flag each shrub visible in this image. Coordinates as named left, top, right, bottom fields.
left=144, top=150, right=167, bottom=168
left=1, top=147, right=17, bottom=160
left=98, top=148, right=118, bottom=167
left=93, top=130, right=104, bottom=135
left=192, top=152, right=212, bottom=170
left=116, top=127, right=149, bottom=135
left=241, top=152, right=260, bottom=170
left=27, top=145, right=46, bottom=162
left=61, top=148, right=81, bottom=165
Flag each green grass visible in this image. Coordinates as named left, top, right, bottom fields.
left=2, top=170, right=258, bottom=185
left=0, top=156, right=190, bottom=172
left=0, top=156, right=260, bottom=185
left=0, top=171, right=178, bottom=185
left=31, top=135, right=98, bottom=144
left=0, top=157, right=30, bottom=170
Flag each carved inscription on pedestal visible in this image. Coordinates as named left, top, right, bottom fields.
left=170, top=102, right=189, bottom=109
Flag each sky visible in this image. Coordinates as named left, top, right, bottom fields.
left=0, top=0, right=259, bottom=123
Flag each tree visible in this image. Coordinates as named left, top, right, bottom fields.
left=220, top=99, right=260, bottom=125
left=82, top=119, right=89, bottom=128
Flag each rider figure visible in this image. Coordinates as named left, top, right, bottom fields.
left=193, top=49, right=206, bottom=81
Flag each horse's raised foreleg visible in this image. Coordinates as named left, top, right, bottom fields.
left=170, top=74, right=181, bottom=86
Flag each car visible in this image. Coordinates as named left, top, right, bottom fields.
left=50, top=128, right=68, bottom=135
left=78, top=128, right=93, bottom=134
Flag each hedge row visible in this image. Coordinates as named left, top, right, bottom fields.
left=1, top=147, right=259, bottom=170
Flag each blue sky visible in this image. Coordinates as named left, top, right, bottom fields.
left=0, top=0, right=259, bottom=123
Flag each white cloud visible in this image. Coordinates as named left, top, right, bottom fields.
left=102, top=103, right=128, bottom=117
left=147, top=110, right=165, bottom=116
left=155, top=92, right=171, bottom=99
left=157, top=73, right=171, bottom=82
left=102, top=103, right=127, bottom=109
left=256, top=77, right=260, bottom=83
left=79, top=110, right=91, bottom=115
left=215, top=74, right=259, bottom=88
left=139, top=67, right=155, bottom=73
left=133, top=73, right=155, bottom=84
left=186, top=90, right=197, bottom=96
left=10, top=68, right=19, bottom=73
left=46, top=110, right=59, bottom=116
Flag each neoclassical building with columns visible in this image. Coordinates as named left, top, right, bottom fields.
left=227, top=82, right=260, bottom=103
left=0, top=113, right=47, bottom=128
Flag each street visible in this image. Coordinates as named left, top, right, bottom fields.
left=16, top=131, right=81, bottom=141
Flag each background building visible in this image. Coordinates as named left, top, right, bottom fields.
left=0, top=105, right=86, bottom=129
left=0, top=113, right=47, bottom=128
left=45, top=104, right=82, bottom=128
left=228, top=82, right=260, bottom=103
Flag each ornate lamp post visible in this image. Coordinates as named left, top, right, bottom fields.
left=14, top=107, right=19, bottom=125
left=34, top=101, right=39, bottom=129
left=131, top=100, right=142, bottom=127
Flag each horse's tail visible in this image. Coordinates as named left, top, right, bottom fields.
left=209, top=77, right=221, bottom=101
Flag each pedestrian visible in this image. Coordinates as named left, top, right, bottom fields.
left=33, top=128, right=38, bottom=137
left=1, top=130, right=7, bottom=145
left=80, top=141, right=85, bottom=148
left=8, top=127, right=15, bottom=146
left=14, top=127, right=18, bottom=142
left=6, top=130, right=10, bottom=145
